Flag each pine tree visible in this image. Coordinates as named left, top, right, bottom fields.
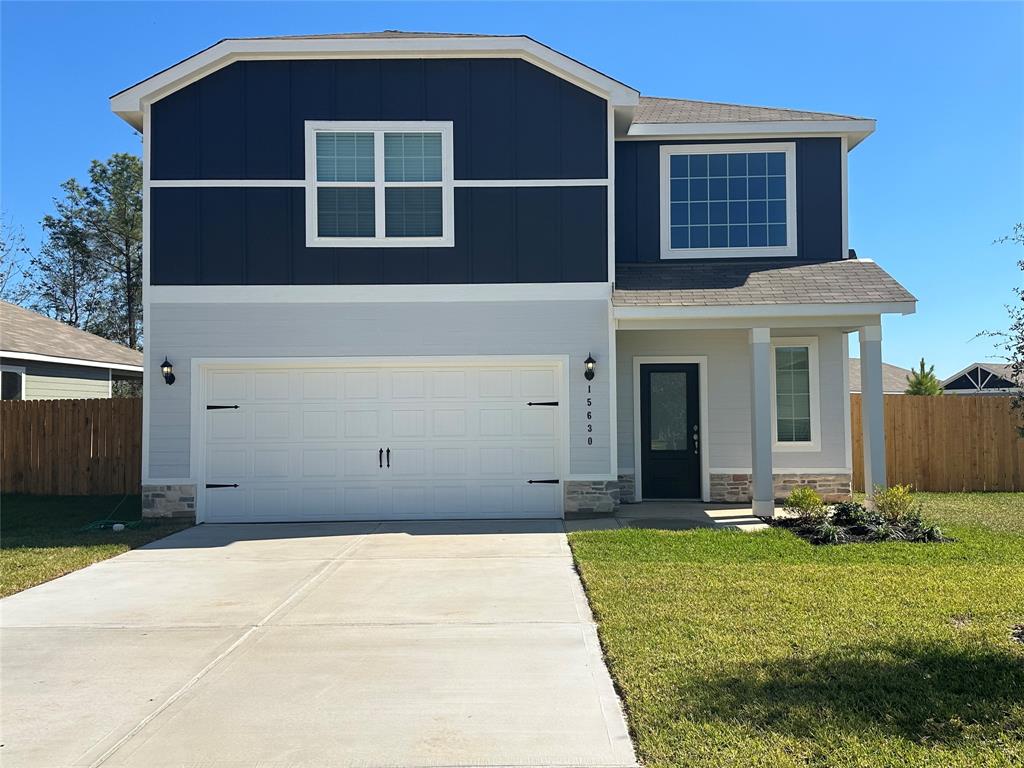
left=904, top=358, right=943, bottom=395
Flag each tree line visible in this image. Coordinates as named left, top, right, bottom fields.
left=2, top=153, right=142, bottom=350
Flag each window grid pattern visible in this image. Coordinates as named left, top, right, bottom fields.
left=316, top=132, right=374, bottom=183
left=670, top=151, right=787, bottom=250
left=313, top=129, right=446, bottom=240
left=317, top=188, right=375, bottom=239
left=775, top=346, right=811, bottom=442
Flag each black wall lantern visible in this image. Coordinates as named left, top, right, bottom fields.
left=160, top=357, right=175, bottom=385
left=584, top=354, right=596, bottom=381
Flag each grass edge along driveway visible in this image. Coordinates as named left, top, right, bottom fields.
left=570, top=493, right=1024, bottom=768
left=1, top=495, right=190, bottom=598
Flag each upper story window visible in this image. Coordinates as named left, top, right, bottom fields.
left=660, top=142, right=796, bottom=259
left=305, top=121, right=454, bottom=248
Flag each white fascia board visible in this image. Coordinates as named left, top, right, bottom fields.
left=0, top=350, right=144, bottom=372
left=625, top=119, right=876, bottom=148
left=111, top=36, right=640, bottom=128
left=612, top=300, right=916, bottom=321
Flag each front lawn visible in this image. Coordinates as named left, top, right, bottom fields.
left=0, top=495, right=190, bottom=598
left=570, top=492, right=1024, bottom=768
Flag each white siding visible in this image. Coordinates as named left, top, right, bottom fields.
left=616, top=328, right=849, bottom=473
left=147, top=300, right=611, bottom=481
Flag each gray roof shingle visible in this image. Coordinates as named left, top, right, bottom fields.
left=613, top=259, right=915, bottom=307
left=634, top=95, right=866, bottom=124
left=848, top=360, right=914, bottom=394
left=0, top=302, right=143, bottom=368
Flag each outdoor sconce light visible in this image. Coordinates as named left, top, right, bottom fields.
left=584, top=354, right=597, bottom=381
left=160, top=357, right=175, bottom=386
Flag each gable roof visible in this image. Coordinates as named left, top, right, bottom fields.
left=848, top=360, right=914, bottom=394
left=612, top=259, right=915, bottom=312
left=109, top=32, right=640, bottom=128
left=942, top=362, right=1019, bottom=390
left=0, top=302, right=143, bottom=371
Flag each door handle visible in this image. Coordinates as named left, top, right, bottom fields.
left=386, top=448, right=391, bottom=468
left=379, top=448, right=383, bottom=468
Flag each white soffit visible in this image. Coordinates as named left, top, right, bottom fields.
left=110, top=36, right=640, bottom=128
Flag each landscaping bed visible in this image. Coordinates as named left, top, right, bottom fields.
left=0, top=495, right=190, bottom=597
left=570, top=492, right=1024, bottom=768
left=769, top=485, right=950, bottom=545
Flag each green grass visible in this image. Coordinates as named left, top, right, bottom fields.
left=570, top=492, right=1024, bottom=768
left=1, top=495, right=190, bottom=598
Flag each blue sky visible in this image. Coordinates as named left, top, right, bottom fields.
left=2, top=1, right=1021, bottom=376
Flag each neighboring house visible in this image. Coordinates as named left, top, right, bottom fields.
left=0, top=302, right=143, bottom=400
left=110, top=31, right=914, bottom=523
left=942, top=362, right=1019, bottom=395
left=848, top=360, right=913, bottom=394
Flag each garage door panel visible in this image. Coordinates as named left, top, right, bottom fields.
left=202, top=363, right=563, bottom=522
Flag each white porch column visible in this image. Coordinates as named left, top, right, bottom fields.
left=749, top=327, right=775, bottom=516
left=858, top=324, right=887, bottom=493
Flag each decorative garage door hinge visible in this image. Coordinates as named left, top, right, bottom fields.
left=206, top=404, right=240, bottom=410
left=526, top=401, right=558, bottom=406
left=205, top=483, right=239, bottom=488
left=527, top=479, right=560, bottom=484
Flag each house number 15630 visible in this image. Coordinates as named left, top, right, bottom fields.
left=586, top=384, right=593, bottom=446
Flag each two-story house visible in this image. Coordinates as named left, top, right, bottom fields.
left=111, top=32, right=914, bottom=523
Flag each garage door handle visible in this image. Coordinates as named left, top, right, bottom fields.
left=386, top=448, right=390, bottom=468
left=527, top=401, right=558, bottom=407
left=205, top=483, right=238, bottom=489
left=527, top=479, right=560, bottom=484
left=379, top=448, right=383, bottom=468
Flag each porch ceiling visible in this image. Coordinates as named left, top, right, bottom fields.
left=612, top=259, right=915, bottom=311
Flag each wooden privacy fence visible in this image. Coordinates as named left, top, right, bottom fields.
left=1, top=398, right=142, bottom=495
left=851, top=394, right=1023, bottom=492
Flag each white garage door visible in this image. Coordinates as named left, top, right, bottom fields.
left=200, top=362, right=563, bottom=522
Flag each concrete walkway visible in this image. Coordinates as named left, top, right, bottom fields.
left=0, top=521, right=636, bottom=768
left=567, top=500, right=771, bottom=532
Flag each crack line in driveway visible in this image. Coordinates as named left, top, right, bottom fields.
left=84, top=523, right=383, bottom=768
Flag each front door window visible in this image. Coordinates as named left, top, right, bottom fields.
left=649, top=371, right=689, bottom=451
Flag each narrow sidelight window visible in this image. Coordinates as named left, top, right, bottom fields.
left=771, top=338, right=821, bottom=450
left=305, top=121, right=453, bottom=247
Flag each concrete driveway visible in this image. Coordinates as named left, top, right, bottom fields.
left=0, top=520, right=636, bottom=768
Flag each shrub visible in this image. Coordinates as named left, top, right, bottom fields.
left=784, top=486, right=826, bottom=520
left=811, top=519, right=846, bottom=545
left=871, top=484, right=921, bottom=523
left=832, top=500, right=869, bottom=527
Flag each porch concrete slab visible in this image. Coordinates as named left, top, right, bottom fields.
left=103, top=623, right=635, bottom=768
left=277, top=555, right=587, bottom=625
left=617, top=501, right=770, bottom=531
left=0, top=626, right=238, bottom=768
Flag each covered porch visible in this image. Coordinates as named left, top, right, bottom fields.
left=610, top=259, right=916, bottom=516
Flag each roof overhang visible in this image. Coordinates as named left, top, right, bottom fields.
left=613, top=300, right=916, bottom=321
left=0, top=350, right=144, bottom=372
left=624, top=119, right=877, bottom=148
left=111, top=35, right=640, bottom=129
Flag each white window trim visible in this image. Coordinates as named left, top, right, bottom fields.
left=769, top=337, right=821, bottom=452
left=659, top=141, right=798, bottom=260
left=304, top=120, right=455, bottom=248
left=1, top=364, right=26, bottom=400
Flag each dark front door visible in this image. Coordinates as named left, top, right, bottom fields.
left=640, top=363, right=701, bottom=499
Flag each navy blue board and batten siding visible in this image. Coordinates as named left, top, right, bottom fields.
left=150, top=58, right=608, bottom=285
left=614, top=138, right=843, bottom=263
